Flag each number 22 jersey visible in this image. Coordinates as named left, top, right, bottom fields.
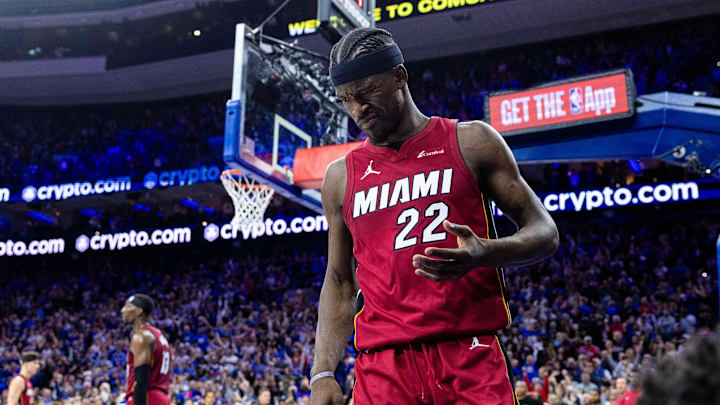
left=342, top=117, right=512, bottom=351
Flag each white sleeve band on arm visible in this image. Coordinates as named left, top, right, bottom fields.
left=310, top=371, right=335, bottom=386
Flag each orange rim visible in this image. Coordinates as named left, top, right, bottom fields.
left=237, top=184, right=273, bottom=190
left=222, top=170, right=274, bottom=191
left=222, top=169, right=243, bottom=176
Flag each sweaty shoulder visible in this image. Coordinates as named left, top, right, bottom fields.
left=10, top=375, right=25, bottom=389
left=455, top=120, right=509, bottom=182
left=322, top=156, right=348, bottom=211
left=132, top=329, right=155, bottom=347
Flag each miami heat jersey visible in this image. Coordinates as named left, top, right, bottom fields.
left=126, top=325, right=171, bottom=401
left=15, top=375, right=33, bottom=405
left=343, top=116, right=511, bottom=350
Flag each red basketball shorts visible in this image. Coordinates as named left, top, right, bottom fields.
left=353, top=335, right=518, bottom=405
left=126, top=389, right=170, bottom=405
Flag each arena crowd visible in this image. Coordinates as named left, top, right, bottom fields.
left=1, top=214, right=717, bottom=405
left=1, top=16, right=718, bottom=190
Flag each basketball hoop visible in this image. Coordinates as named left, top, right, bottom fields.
left=221, top=169, right=275, bottom=228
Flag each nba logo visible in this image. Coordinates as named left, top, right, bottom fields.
left=569, top=87, right=583, bottom=114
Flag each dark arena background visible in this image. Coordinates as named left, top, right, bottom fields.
left=1, top=0, right=720, bottom=404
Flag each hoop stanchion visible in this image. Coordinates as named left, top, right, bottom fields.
left=221, top=170, right=275, bottom=228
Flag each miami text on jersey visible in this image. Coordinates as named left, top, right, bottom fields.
left=353, top=168, right=454, bottom=218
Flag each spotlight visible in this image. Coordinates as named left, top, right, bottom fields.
left=193, top=29, right=202, bottom=37
left=671, top=146, right=686, bottom=159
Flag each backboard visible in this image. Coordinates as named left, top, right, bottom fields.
left=223, top=24, right=352, bottom=214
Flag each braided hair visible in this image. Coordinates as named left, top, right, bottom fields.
left=329, top=27, right=396, bottom=67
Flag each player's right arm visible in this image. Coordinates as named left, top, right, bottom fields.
left=7, top=375, right=24, bottom=405
left=310, top=157, right=357, bottom=405
left=130, top=331, right=154, bottom=405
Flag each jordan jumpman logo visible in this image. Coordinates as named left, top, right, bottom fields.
left=469, top=336, right=490, bottom=350
left=361, top=160, right=381, bottom=180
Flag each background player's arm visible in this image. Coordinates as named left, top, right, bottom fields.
left=310, top=158, right=356, bottom=405
left=130, top=331, right=155, bottom=405
left=414, top=121, right=558, bottom=280
left=6, top=375, right=25, bottom=405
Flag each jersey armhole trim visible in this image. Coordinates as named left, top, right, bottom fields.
left=341, top=152, right=356, bottom=230
left=481, top=191, right=512, bottom=326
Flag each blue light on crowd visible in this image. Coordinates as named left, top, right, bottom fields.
left=80, top=208, right=102, bottom=218
left=134, top=203, right=151, bottom=212
left=627, top=160, right=643, bottom=174
left=180, top=199, right=199, bottom=210
left=27, top=211, right=54, bottom=224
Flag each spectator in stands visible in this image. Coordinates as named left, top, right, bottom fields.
left=545, top=392, right=561, bottom=405
left=578, top=336, right=601, bottom=360
left=576, top=372, right=598, bottom=395
left=583, top=389, right=601, bottom=405
left=255, top=387, right=272, bottom=405
left=615, top=372, right=641, bottom=405
left=614, top=377, right=629, bottom=398
left=516, top=380, right=543, bottom=405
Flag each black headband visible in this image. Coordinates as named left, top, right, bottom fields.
left=21, top=353, right=39, bottom=362
left=329, top=44, right=404, bottom=87
left=128, top=294, right=154, bottom=315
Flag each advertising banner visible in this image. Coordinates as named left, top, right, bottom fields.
left=2, top=180, right=718, bottom=258
left=486, top=69, right=636, bottom=136
left=1, top=165, right=225, bottom=203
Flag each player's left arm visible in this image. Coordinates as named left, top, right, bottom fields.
left=130, top=331, right=155, bottom=405
left=413, top=121, right=558, bottom=281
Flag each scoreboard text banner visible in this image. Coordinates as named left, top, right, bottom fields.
left=486, top=69, right=636, bottom=136
left=290, top=0, right=501, bottom=37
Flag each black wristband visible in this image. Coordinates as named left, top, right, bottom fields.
left=134, top=364, right=150, bottom=405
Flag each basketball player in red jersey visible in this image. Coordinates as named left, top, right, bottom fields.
left=310, top=28, right=559, bottom=405
left=121, top=294, right=172, bottom=405
left=6, top=351, right=40, bottom=405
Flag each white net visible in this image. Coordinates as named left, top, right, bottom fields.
left=221, top=170, right=275, bottom=228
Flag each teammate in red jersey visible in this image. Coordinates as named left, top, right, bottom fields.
left=310, top=28, right=559, bottom=405
left=121, top=294, right=172, bottom=405
left=6, top=351, right=40, bottom=405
